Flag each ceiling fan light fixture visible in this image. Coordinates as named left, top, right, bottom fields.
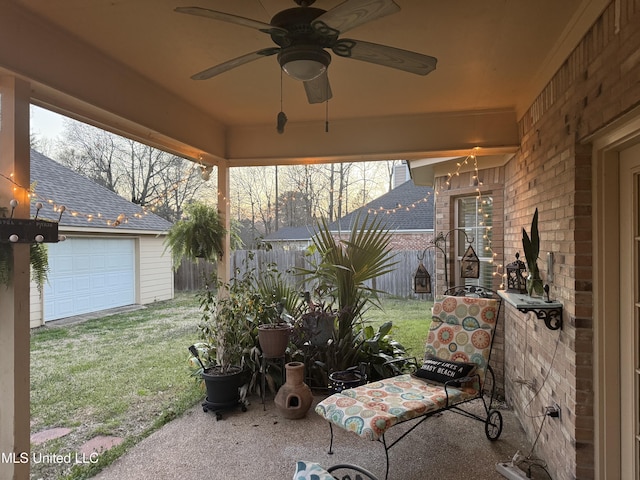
left=278, top=46, right=331, bottom=81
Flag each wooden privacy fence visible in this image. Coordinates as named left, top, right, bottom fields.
left=174, top=249, right=434, bottom=299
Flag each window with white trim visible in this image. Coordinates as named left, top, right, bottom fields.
left=456, top=196, right=494, bottom=288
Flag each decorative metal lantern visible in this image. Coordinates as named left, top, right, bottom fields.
left=506, top=252, right=527, bottom=293
left=460, top=244, right=480, bottom=279
left=414, top=261, right=431, bottom=294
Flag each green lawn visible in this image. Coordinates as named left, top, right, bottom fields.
left=366, top=296, right=432, bottom=357
left=30, top=294, right=204, bottom=480
left=29, top=294, right=432, bottom=479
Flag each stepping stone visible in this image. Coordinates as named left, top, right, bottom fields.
left=79, top=436, right=124, bottom=456
left=31, top=427, right=72, bottom=445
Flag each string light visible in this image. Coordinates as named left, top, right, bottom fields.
left=1, top=159, right=216, bottom=226
left=367, top=192, right=434, bottom=215
left=432, top=148, right=504, bottom=289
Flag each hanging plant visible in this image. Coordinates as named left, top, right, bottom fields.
left=164, top=201, right=227, bottom=269
left=30, top=243, right=50, bottom=293
left=0, top=241, right=50, bottom=293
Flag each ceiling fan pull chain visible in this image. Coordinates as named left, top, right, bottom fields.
left=325, top=75, right=329, bottom=133
left=277, top=69, right=287, bottom=134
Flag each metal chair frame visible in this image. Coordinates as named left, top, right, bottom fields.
left=323, top=286, right=504, bottom=480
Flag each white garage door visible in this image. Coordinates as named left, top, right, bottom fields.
left=44, top=237, right=135, bottom=321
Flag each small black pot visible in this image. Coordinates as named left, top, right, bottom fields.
left=328, top=366, right=367, bottom=394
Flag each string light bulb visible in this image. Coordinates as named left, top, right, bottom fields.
left=9, top=199, right=18, bottom=219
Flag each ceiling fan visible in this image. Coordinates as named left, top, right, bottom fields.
left=175, top=0, right=437, bottom=104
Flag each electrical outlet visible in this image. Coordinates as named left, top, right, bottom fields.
left=545, top=403, right=561, bottom=418
left=496, top=462, right=530, bottom=480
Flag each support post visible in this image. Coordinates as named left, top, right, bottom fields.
left=0, top=75, right=32, bottom=480
left=216, top=161, right=231, bottom=285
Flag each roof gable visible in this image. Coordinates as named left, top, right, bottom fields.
left=329, top=180, right=434, bottom=232
left=29, top=149, right=172, bottom=232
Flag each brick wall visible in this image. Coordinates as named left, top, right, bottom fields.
left=501, top=2, right=640, bottom=479
left=387, top=231, right=433, bottom=250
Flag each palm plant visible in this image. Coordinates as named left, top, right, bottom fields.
left=298, top=213, right=398, bottom=373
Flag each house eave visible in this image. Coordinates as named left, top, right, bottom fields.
left=59, top=225, right=168, bottom=236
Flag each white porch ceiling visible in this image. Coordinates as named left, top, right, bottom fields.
left=0, top=0, right=608, bottom=166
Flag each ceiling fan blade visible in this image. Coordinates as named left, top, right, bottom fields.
left=191, top=48, right=280, bottom=80
left=175, top=7, right=287, bottom=35
left=313, top=0, right=400, bottom=35
left=304, top=72, right=333, bottom=104
left=332, top=39, right=437, bottom=75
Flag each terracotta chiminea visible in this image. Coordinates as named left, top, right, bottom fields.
left=274, top=362, right=313, bottom=419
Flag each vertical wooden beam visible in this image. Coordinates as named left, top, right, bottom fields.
left=217, top=161, right=231, bottom=285
left=0, top=76, right=31, bottom=480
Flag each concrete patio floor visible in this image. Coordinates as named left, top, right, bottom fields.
left=91, top=395, right=532, bottom=480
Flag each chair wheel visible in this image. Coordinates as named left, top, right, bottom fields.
left=485, top=409, right=503, bottom=440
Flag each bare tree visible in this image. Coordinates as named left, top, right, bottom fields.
left=54, top=118, right=207, bottom=221
left=57, top=121, right=122, bottom=191
left=231, top=166, right=276, bottom=242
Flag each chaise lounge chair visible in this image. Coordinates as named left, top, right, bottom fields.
left=315, top=286, right=503, bottom=480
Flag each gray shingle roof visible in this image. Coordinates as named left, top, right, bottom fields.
left=29, top=149, right=172, bottom=232
left=328, top=180, right=434, bottom=232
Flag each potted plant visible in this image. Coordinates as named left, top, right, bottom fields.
left=255, top=269, right=301, bottom=359
left=164, top=201, right=226, bottom=269
left=188, top=274, right=255, bottom=414
left=522, top=208, right=544, bottom=296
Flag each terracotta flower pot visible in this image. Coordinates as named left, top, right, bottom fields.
left=258, top=323, right=291, bottom=358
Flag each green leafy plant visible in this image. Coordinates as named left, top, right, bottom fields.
left=191, top=273, right=256, bottom=375
left=522, top=208, right=544, bottom=296
left=164, top=201, right=226, bottom=269
left=256, top=264, right=304, bottom=324
left=521, top=208, right=540, bottom=276
left=30, top=243, right=50, bottom=293
left=301, top=213, right=397, bottom=339
left=360, top=321, right=407, bottom=380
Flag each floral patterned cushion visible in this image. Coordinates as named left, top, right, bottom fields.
left=426, top=295, right=498, bottom=386
left=315, top=374, right=478, bottom=441
left=293, top=461, right=334, bottom=480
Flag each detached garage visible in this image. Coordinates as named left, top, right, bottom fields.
left=29, top=150, right=174, bottom=327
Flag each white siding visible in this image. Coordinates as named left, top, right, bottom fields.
left=138, top=235, right=173, bottom=305
left=29, top=279, right=43, bottom=328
